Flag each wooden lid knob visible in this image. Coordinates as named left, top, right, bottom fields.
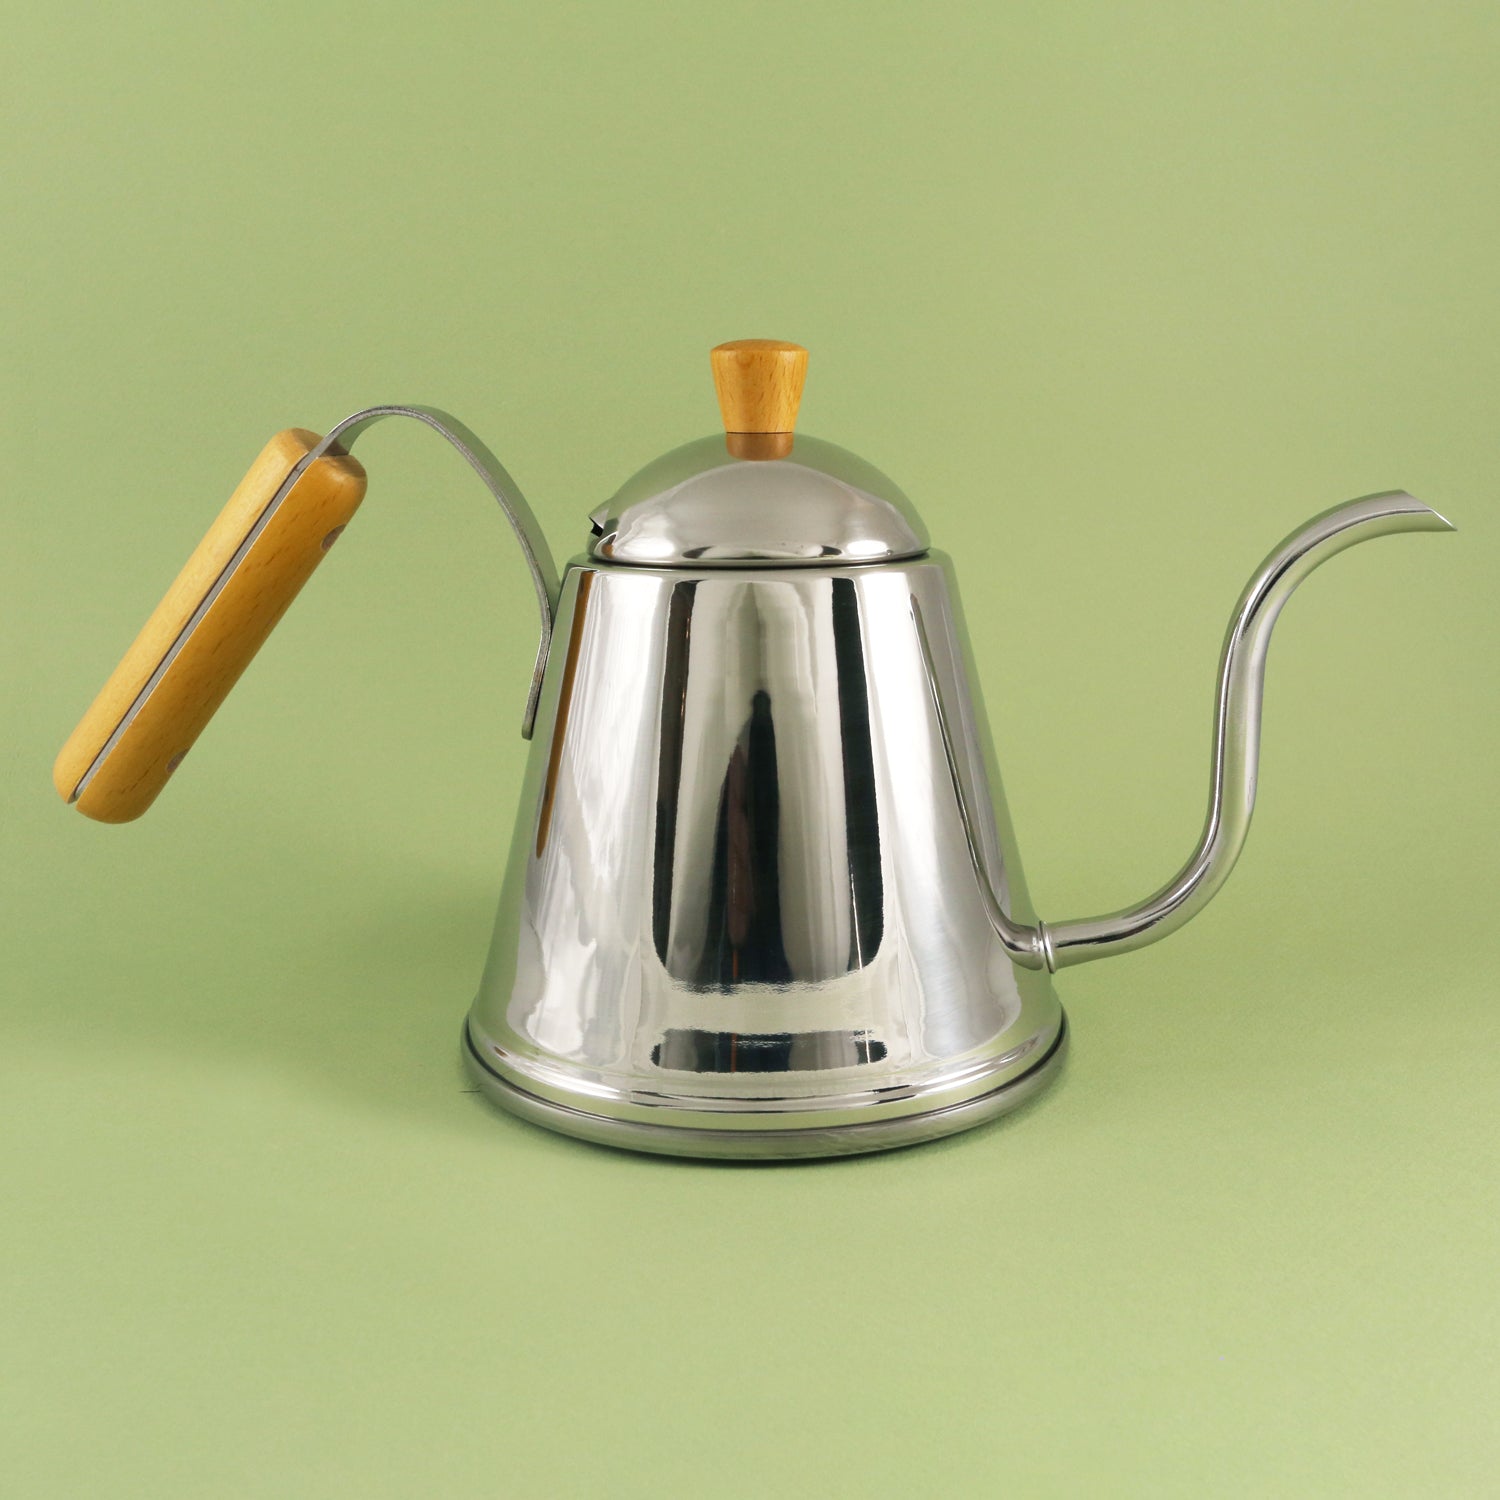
left=711, top=339, right=808, bottom=459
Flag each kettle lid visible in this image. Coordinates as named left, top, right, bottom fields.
left=588, top=340, right=929, bottom=567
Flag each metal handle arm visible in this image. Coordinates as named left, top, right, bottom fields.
left=302, top=405, right=559, bottom=737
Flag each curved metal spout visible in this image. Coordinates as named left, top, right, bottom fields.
left=1037, top=491, right=1454, bottom=970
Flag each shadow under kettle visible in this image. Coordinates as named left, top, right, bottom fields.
left=54, top=339, right=1455, bottom=1159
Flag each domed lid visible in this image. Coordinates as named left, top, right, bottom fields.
left=588, top=340, right=929, bottom=567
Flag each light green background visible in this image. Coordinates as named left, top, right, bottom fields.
left=4, top=2, right=1496, bottom=1495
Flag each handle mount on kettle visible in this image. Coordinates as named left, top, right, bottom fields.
left=54, top=405, right=558, bottom=823
left=919, top=490, right=1456, bottom=972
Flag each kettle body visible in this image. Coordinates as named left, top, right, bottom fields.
left=465, top=551, right=1067, bottom=1156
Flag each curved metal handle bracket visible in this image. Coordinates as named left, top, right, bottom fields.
left=272, top=405, right=558, bottom=738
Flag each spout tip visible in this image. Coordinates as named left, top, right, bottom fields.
left=1398, top=492, right=1458, bottom=534
left=1376, top=491, right=1457, bottom=534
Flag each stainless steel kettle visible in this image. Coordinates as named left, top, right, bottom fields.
left=55, top=340, right=1454, bottom=1158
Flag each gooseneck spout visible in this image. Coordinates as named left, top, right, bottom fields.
left=1038, top=491, right=1454, bottom=969
left=920, top=491, right=1454, bottom=974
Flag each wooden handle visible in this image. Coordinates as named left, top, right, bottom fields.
left=710, top=339, right=808, bottom=459
left=54, top=429, right=367, bottom=822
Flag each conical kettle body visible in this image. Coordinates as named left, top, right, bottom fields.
left=465, top=547, right=1066, bottom=1156
left=465, top=345, right=1066, bottom=1156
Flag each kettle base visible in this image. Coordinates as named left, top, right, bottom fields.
left=462, top=1015, right=1068, bottom=1161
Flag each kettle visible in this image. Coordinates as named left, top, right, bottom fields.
left=54, top=340, right=1454, bottom=1158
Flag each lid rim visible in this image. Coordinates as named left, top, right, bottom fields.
left=592, top=546, right=933, bottom=570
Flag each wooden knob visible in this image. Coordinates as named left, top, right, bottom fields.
left=710, top=339, right=808, bottom=460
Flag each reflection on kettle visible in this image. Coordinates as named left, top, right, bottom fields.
left=691, top=687, right=793, bottom=989
left=54, top=339, right=1455, bottom=1159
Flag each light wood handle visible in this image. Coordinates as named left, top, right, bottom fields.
left=54, top=429, right=368, bottom=822
left=710, top=339, right=808, bottom=459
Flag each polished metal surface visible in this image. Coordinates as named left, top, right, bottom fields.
left=588, top=433, right=929, bottom=567
left=922, top=491, right=1455, bottom=971
left=467, top=553, right=1065, bottom=1154
left=72, top=406, right=558, bottom=800
left=910, top=599, right=1050, bottom=973
left=465, top=1015, right=1068, bottom=1158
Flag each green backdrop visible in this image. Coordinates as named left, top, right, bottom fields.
left=5, top=2, right=1496, bottom=1495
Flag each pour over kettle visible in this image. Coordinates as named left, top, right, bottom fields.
left=55, top=340, right=1454, bottom=1158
